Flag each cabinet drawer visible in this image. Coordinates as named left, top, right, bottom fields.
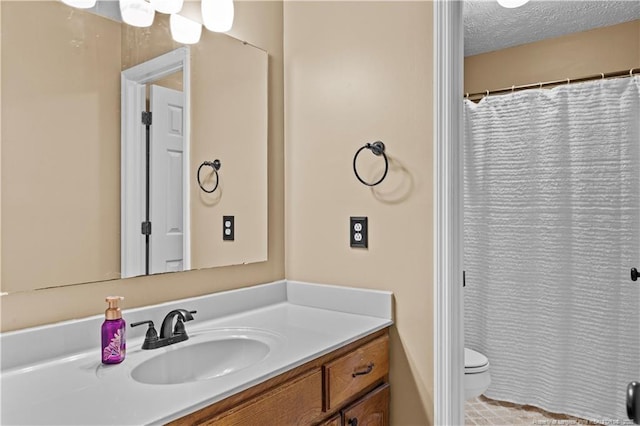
left=342, top=384, right=390, bottom=426
left=207, top=369, right=323, bottom=425
left=324, top=334, right=389, bottom=411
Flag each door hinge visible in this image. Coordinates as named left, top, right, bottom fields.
left=141, top=221, right=152, bottom=236
left=141, top=111, right=152, bottom=126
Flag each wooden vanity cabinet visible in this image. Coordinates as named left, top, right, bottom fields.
left=170, top=328, right=390, bottom=426
left=316, top=383, right=389, bottom=426
left=342, top=384, right=390, bottom=426
left=317, top=415, right=342, bottom=426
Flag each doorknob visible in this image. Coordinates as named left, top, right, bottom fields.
left=629, top=381, right=640, bottom=424
left=632, top=268, right=638, bottom=282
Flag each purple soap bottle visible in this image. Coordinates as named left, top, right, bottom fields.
left=101, top=296, right=126, bottom=364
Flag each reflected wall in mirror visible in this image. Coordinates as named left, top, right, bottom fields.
left=1, top=1, right=268, bottom=293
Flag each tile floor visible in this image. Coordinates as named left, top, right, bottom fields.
left=465, top=395, right=604, bottom=425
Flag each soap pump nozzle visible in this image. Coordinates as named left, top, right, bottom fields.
left=105, top=296, right=123, bottom=320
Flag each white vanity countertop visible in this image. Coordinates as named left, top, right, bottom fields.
left=0, top=280, right=393, bottom=425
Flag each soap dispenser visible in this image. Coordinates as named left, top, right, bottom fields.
left=102, top=296, right=126, bottom=364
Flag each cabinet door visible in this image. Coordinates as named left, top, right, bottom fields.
left=318, top=414, right=341, bottom=426
left=342, top=384, right=389, bottom=426
left=208, top=369, right=323, bottom=425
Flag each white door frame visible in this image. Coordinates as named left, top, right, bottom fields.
left=121, top=47, right=191, bottom=278
left=433, top=1, right=465, bottom=425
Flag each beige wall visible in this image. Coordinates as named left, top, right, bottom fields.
left=0, top=1, right=284, bottom=331
left=284, top=2, right=434, bottom=425
left=121, top=13, right=181, bottom=68
left=190, top=32, right=268, bottom=269
left=1, top=2, right=122, bottom=291
left=465, top=19, right=640, bottom=95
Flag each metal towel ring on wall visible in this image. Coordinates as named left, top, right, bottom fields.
left=197, top=159, right=222, bottom=193
left=353, top=141, right=389, bottom=186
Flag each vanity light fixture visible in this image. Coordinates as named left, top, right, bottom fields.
left=61, top=0, right=96, bottom=9
left=201, top=0, right=234, bottom=33
left=170, top=14, right=202, bottom=45
left=151, top=0, right=183, bottom=15
left=497, top=0, right=530, bottom=8
left=61, top=0, right=234, bottom=40
left=120, top=0, right=155, bottom=28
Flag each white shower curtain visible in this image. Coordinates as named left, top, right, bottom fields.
left=464, top=76, right=640, bottom=422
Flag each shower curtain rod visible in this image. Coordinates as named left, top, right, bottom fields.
left=465, top=68, right=639, bottom=101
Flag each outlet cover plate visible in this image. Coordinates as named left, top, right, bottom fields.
left=350, top=216, right=368, bottom=248
left=223, top=215, right=234, bottom=241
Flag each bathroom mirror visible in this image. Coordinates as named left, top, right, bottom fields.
left=1, top=1, right=268, bottom=293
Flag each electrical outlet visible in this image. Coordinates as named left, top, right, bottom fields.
left=350, top=216, right=368, bottom=248
left=223, top=216, right=234, bottom=241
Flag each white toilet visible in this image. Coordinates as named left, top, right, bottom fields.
left=464, top=348, right=491, bottom=400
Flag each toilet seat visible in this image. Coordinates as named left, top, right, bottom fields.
left=465, top=348, right=489, bottom=374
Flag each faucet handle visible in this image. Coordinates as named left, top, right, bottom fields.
left=131, top=320, right=159, bottom=350
left=131, top=320, right=156, bottom=331
left=183, top=310, right=197, bottom=320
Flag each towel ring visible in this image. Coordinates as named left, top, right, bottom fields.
left=353, top=141, right=389, bottom=187
left=197, top=159, right=221, bottom=193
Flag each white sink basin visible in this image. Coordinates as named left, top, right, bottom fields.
left=130, top=329, right=281, bottom=385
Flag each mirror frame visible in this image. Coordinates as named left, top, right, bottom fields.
left=121, top=47, right=191, bottom=278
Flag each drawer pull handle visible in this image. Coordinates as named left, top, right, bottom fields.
left=352, top=362, right=375, bottom=378
left=348, top=418, right=358, bottom=426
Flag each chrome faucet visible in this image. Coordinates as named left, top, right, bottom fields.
left=131, top=309, right=197, bottom=350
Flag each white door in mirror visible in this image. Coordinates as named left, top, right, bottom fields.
left=150, top=85, right=186, bottom=273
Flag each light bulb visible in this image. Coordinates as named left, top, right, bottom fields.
left=201, top=0, right=234, bottom=33
left=151, top=0, right=183, bottom=14
left=170, top=14, right=202, bottom=44
left=120, top=0, right=155, bottom=28
left=497, top=0, right=530, bottom=8
left=61, top=0, right=96, bottom=9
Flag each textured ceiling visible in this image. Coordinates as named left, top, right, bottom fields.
left=464, top=0, right=640, bottom=56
